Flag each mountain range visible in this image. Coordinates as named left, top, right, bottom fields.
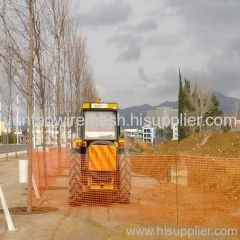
left=119, top=92, right=239, bottom=128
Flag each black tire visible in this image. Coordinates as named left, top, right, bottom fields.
left=119, top=152, right=131, bottom=203
left=69, top=154, right=83, bottom=206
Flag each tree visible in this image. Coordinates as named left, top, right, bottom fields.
left=156, top=126, right=173, bottom=143
left=178, top=69, right=189, bottom=141
left=188, top=86, right=213, bottom=132
left=178, top=70, right=223, bottom=138
left=33, top=0, right=52, bottom=187
left=0, top=48, right=15, bottom=145
left=206, top=94, right=223, bottom=118
left=187, top=87, right=223, bottom=132
left=183, top=78, right=191, bottom=111
left=26, top=0, right=35, bottom=212
left=0, top=0, right=98, bottom=210
left=0, top=0, right=36, bottom=211
left=178, top=69, right=183, bottom=141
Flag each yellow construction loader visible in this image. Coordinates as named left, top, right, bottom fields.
left=69, top=99, right=131, bottom=205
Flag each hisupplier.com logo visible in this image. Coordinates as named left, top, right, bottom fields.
left=11, top=113, right=237, bottom=128
left=126, top=226, right=238, bottom=238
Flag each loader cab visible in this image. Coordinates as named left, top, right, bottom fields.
left=81, top=103, right=120, bottom=143
left=78, top=101, right=120, bottom=149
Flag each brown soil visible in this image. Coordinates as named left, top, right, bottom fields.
left=37, top=176, right=240, bottom=230
left=156, top=132, right=240, bottom=157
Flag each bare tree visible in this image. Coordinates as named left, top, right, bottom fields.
left=33, top=0, right=52, bottom=188
left=68, top=37, right=97, bottom=138
left=26, top=0, right=35, bottom=212
left=44, top=0, right=68, bottom=172
left=0, top=0, right=38, bottom=211
left=0, top=0, right=98, bottom=210
left=0, top=48, right=15, bottom=145
left=187, top=86, right=213, bottom=132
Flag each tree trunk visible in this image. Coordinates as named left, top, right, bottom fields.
left=42, top=107, right=48, bottom=188
left=27, top=0, right=35, bottom=212
left=56, top=50, right=62, bottom=173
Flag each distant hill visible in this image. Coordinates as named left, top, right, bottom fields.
left=119, top=92, right=239, bottom=128
left=214, top=92, right=238, bottom=115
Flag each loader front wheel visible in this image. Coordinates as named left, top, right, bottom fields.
left=69, top=154, right=83, bottom=206
left=119, top=152, right=131, bottom=203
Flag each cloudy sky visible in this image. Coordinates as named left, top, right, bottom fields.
left=77, top=0, right=240, bottom=108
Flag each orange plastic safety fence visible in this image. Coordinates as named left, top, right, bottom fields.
left=31, top=147, right=69, bottom=191
left=31, top=152, right=240, bottom=229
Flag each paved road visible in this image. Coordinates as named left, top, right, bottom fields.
left=0, top=144, right=27, bottom=154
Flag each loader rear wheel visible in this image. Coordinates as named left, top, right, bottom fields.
left=69, top=154, right=83, bottom=206
left=119, top=152, right=131, bottom=203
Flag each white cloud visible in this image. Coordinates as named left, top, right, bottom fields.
left=79, top=0, right=132, bottom=26
left=77, top=0, right=240, bottom=107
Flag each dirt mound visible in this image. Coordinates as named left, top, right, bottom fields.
left=157, top=140, right=179, bottom=155
left=158, top=132, right=240, bottom=157
left=129, top=141, right=156, bottom=154
left=197, top=132, right=240, bottom=157
left=128, top=132, right=240, bottom=157
left=156, top=133, right=206, bottom=156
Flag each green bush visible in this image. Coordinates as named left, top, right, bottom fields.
left=0, top=132, right=17, bottom=144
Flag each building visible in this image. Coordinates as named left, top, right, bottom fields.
left=147, top=106, right=178, bottom=140
left=142, top=126, right=156, bottom=143
left=171, top=124, right=178, bottom=140
left=124, top=126, right=156, bottom=144
left=33, top=123, right=71, bottom=146
left=147, top=106, right=178, bottom=128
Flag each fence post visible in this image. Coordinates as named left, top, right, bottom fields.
left=0, top=185, right=17, bottom=232
left=175, top=156, right=179, bottom=226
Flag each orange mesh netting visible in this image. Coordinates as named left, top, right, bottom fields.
left=31, top=151, right=240, bottom=229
